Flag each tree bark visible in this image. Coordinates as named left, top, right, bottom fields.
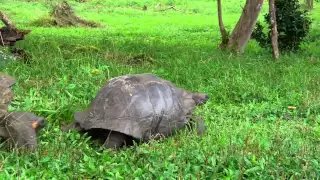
left=226, top=0, right=264, bottom=54
left=305, top=0, right=314, bottom=10
left=269, top=0, right=279, bottom=59
left=0, top=11, right=16, bottom=29
left=217, top=0, right=229, bottom=49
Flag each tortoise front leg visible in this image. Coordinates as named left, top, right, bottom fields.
left=103, top=130, right=129, bottom=149
left=61, top=121, right=84, bottom=132
left=188, top=115, right=207, bottom=136
left=0, top=126, right=9, bottom=138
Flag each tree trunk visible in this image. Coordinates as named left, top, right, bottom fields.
left=226, top=0, right=264, bottom=54
left=217, top=0, right=229, bottom=49
left=269, top=0, right=279, bottom=59
left=305, top=0, right=314, bottom=10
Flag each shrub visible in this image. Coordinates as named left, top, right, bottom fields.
left=252, top=0, right=312, bottom=52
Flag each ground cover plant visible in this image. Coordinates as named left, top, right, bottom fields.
left=0, top=0, right=320, bottom=179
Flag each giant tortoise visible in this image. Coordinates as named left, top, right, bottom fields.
left=62, top=73, right=209, bottom=149
left=0, top=72, right=46, bottom=150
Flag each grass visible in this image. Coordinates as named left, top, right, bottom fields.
left=0, top=0, right=320, bottom=179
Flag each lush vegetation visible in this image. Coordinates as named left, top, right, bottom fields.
left=0, top=0, right=319, bottom=179
left=252, top=0, right=313, bottom=51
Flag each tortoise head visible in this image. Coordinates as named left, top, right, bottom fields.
left=192, top=93, right=209, bottom=106
left=28, top=114, right=46, bottom=132
left=0, top=112, right=46, bottom=151
left=9, top=112, right=47, bottom=131
left=181, top=90, right=209, bottom=112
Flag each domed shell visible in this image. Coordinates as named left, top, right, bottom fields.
left=74, top=73, right=201, bottom=141
left=0, top=72, right=16, bottom=88
left=0, top=73, right=16, bottom=118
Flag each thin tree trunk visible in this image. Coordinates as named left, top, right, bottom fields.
left=217, top=0, right=228, bottom=49
left=305, top=0, right=314, bottom=10
left=269, top=0, right=279, bottom=59
left=226, top=0, right=264, bottom=54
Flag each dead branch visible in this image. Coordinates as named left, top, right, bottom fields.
left=159, top=5, right=184, bottom=13
left=154, top=3, right=162, bottom=9
left=0, top=10, right=16, bottom=29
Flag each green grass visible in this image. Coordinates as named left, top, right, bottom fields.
left=0, top=0, right=320, bottom=179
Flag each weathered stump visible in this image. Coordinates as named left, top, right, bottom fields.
left=50, top=1, right=102, bottom=27
left=0, top=11, right=31, bottom=46
left=0, top=27, right=31, bottom=46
